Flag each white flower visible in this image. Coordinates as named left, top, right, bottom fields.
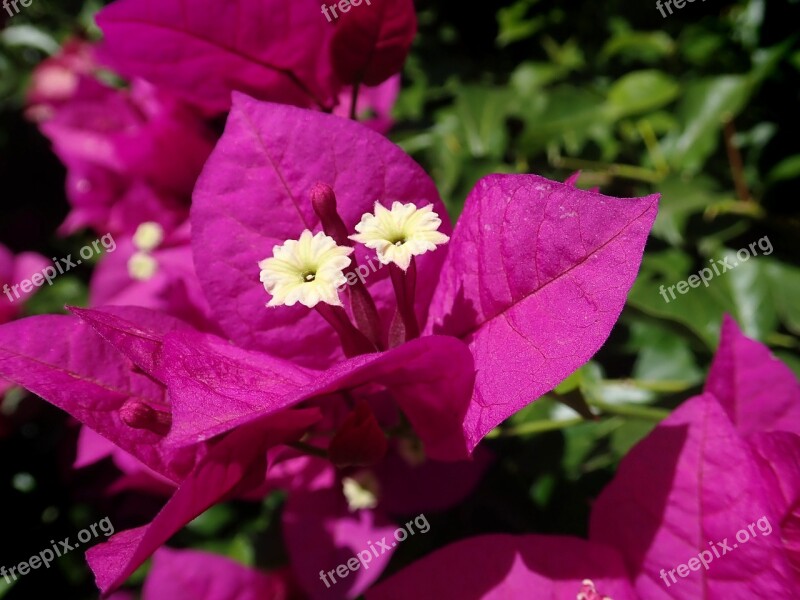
left=132, top=221, right=165, bottom=252
left=127, top=221, right=165, bottom=281
left=349, top=202, right=449, bottom=271
left=128, top=251, right=158, bottom=281
left=342, top=472, right=380, bottom=511
left=258, top=230, right=353, bottom=308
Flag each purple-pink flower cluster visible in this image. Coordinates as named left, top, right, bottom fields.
left=3, top=0, right=796, bottom=598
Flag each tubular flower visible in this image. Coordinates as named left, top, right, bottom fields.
left=350, top=201, right=449, bottom=271
left=259, top=230, right=353, bottom=308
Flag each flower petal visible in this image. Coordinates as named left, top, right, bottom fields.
left=96, top=0, right=339, bottom=113
left=191, top=95, right=449, bottom=368
left=87, top=411, right=319, bottom=594
left=428, top=174, right=658, bottom=449
left=590, top=394, right=795, bottom=598
left=365, top=534, right=636, bottom=600
left=705, top=314, right=800, bottom=435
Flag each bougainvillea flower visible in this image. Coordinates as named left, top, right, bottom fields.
left=274, top=441, right=490, bottom=599
left=0, top=296, right=471, bottom=593
left=89, top=97, right=650, bottom=593
left=702, top=315, right=800, bottom=572
left=141, top=547, right=298, bottom=599
left=280, top=456, right=399, bottom=599
left=188, top=95, right=658, bottom=450
left=96, top=0, right=336, bottom=114
left=95, top=0, right=416, bottom=115
left=0, top=310, right=320, bottom=590
left=40, top=78, right=213, bottom=196
left=89, top=221, right=216, bottom=330
left=33, top=72, right=212, bottom=236
left=367, top=534, right=636, bottom=599
left=590, top=395, right=799, bottom=598
left=368, top=317, right=800, bottom=598
left=704, top=315, right=800, bottom=436
left=1, top=95, right=655, bottom=594
left=26, top=38, right=100, bottom=112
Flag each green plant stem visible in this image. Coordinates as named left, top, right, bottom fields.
left=637, top=119, right=670, bottom=175
left=551, top=156, right=664, bottom=183
left=587, top=399, right=670, bottom=421
left=605, top=378, right=694, bottom=393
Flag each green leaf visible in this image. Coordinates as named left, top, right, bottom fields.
left=601, top=31, right=675, bottom=64
left=496, top=0, right=545, bottom=47
left=629, top=319, right=703, bottom=385
left=628, top=251, right=727, bottom=348
left=662, top=41, right=787, bottom=173
left=610, top=420, right=656, bottom=458
left=661, top=75, right=752, bottom=174
left=764, top=261, right=800, bottom=336
left=519, top=85, right=608, bottom=153
left=23, top=276, right=87, bottom=316
left=650, top=175, right=730, bottom=245
left=679, top=25, right=727, bottom=66
left=629, top=247, right=779, bottom=347
left=451, top=86, right=513, bottom=159
left=767, top=154, right=800, bottom=183
left=605, top=70, right=680, bottom=119
left=708, top=249, right=777, bottom=340
left=187, top=504, right=236, bottom=536
left=509, top=61, right=570, bottom=96
left=0, top=25, right=59, bottom=54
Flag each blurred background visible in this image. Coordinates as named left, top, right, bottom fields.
left=1, top=0, right=798, bottom=597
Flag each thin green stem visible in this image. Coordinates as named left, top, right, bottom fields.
left=587, top=399, right=670, bottom=421
left=604, top=378, right=694, bottom=393
left=637, top=118, right=670, bottom=175
left=551, top=156, right=664, bottom=184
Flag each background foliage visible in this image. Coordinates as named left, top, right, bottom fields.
left=0, top=0, right=798, bottom=597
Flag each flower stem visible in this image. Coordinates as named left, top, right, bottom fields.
left=389, top=260, right=420, bottom=342
left=315, top=304, right=377, bottom=357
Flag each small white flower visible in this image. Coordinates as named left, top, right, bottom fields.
left=258, top=230, right=353, bottom=308
left=127, top=221, right=165, bottom=281
left=128, top=251, right=158, bottom=281
left=342, top=472, right=380, bottom=512
left=132, top=221, right=165, bottom=252
left=350, top=202, right=449, bottom=271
